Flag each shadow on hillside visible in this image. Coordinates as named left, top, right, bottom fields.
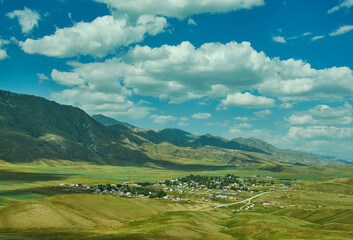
left=151, top=160, right=235, bottom=171
left=0, top=232, right=149, bottom=240
left=18, top=186, right=88, bottom=197
left=111, top=158, right=235, bottom=171
left=0, top=170, right=74, bottom=182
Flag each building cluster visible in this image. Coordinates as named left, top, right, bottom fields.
left=58, top=174, right=292, bottom=202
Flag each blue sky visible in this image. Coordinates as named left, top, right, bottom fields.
left=0, top=0, right=352, bottom=159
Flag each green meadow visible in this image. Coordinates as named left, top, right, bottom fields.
left=0, top=161, right=352, bottom=239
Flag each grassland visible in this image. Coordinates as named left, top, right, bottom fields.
left=0, top=161, right=352, bottom=239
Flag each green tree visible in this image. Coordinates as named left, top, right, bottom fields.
left=156, top=189, right=166, bottom=198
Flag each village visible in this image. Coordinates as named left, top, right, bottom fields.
left=58, top=174, right=294, bottom=208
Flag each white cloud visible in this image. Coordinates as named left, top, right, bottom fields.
left=279, top=102, right=293, bottom=109
left=50, top=40, right=353, bottom=107
left=192, top=112, right=211, bottom=119
left=311, top=35, right=325, bottom=41
left=329, top=25, right=353, bottom=36
left=52, top=88, right=150, bottom=120
left=0, top=49, right=8, bottom=60
left=0, top=39, right=9, bottom=60
left=178, top=121, right=189, bottom=127
left=288, top=126, right=353, bottom=140
left=285, top=102, right=353, bottom=126
left=188, top=18, right=197, bottom=26
left=328, top=0, right=353, bottom=14
left=220, top=92, right=276, bottom=109
left=234, top=116, right=248, bottom=121
left=272, top=36, right=286, bottom=43
left=228, top=128, right=272, bottom=140
left=150, top=114, right=177, bottom=124
left=20, top=15, right=167, bottom=58
left=259, top=61, right=353, bottom=101
left=303, top=32, right=311, bottom=36
left=286, top=114, right=313, bottom=125
left=51, top=69, right=85, bottom=86
left=206, top=121, right=228, bottom=127
left=234, top=123, right=252, bottom=128
left=37, top=73, right=49, bottom=81
left=254, top=109, right=272, bottom=118
left=6, top=7, right=41, bottom=34
left=95, top=0, right=265, bottom=19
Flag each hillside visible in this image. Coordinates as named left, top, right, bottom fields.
left=91, top=114, right=121, bottom=125
left=0, top=90, right=151, bottom=165
left=232, top=137, right=339, bottom=165
left=191, top=135, right=268, bottom=154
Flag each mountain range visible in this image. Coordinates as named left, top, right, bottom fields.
left=0, top=89, right=348, bottom=169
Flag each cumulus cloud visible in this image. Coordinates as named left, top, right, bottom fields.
left=188, top=18, right=197, bottom=26
left=285, top=102, right=353, bottom=125
left=6, top=7, right=41, bottom=34
left=329, top=25, right=353, bottom=36
left=206, top=121, right=228, bottom=127
left=234, top=123, right=252, bottom=128
left=258, top=62, right=353, bottom=101
left=279, top=102, right=293, bottom=109
left=272, top=36, right=286, bottom=43
left=286, top=114, right=313, bottom=125
left=95, top=0, right=265, bottom=19
left=178, top=121, right=189, bottom=127
left=0, top=39, right=9, bottom=60
left=254, top=109, right=272, bottom=118
left=37, top=73, right=49, bottom=81
left=51, top=69, right=85, bottom=86
left=150, top=114, right=177, bottom=124
left=234, top=117, right=248, bottom=121
left=288, top=126, right=353, bottom=140
left=192, top=113, right=211, bottom=119
left=50, top=40, right=353, bottom=109
left=228, top=128, right=272, bottom=140
left=0, top=49, right=8, bottom=60
left=220, top=92, right=276, bottom=109
left=311, top=35, right=325, bottom=41
left=37, top=73, right=49, bottom=80
left=328, top=0, right=353, bottom=14
left=52, top=88, right=150, bottom=120
left=20, top=15, right=167, bottom=58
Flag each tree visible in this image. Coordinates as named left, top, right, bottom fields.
left=156, top=189, right=166, bottom=198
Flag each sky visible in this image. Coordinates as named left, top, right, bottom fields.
left=0, top=0, right=352, bottom=159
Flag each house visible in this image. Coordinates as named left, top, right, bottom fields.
left=263, top=201, right=270, bottom=206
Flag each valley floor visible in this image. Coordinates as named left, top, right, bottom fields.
left=0, top=162, right=353, bottom=239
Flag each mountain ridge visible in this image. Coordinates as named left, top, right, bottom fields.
left=0, top=90, right=344, bottom=167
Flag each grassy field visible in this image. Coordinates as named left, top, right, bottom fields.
left=0, top=161, right=352, bottom=239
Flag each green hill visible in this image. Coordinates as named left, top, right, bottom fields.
left=191, top=135, right=268, bottom=154
left=0, top=90, right=151, bottom=165
left=232, top=137, right=340, bottom=165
